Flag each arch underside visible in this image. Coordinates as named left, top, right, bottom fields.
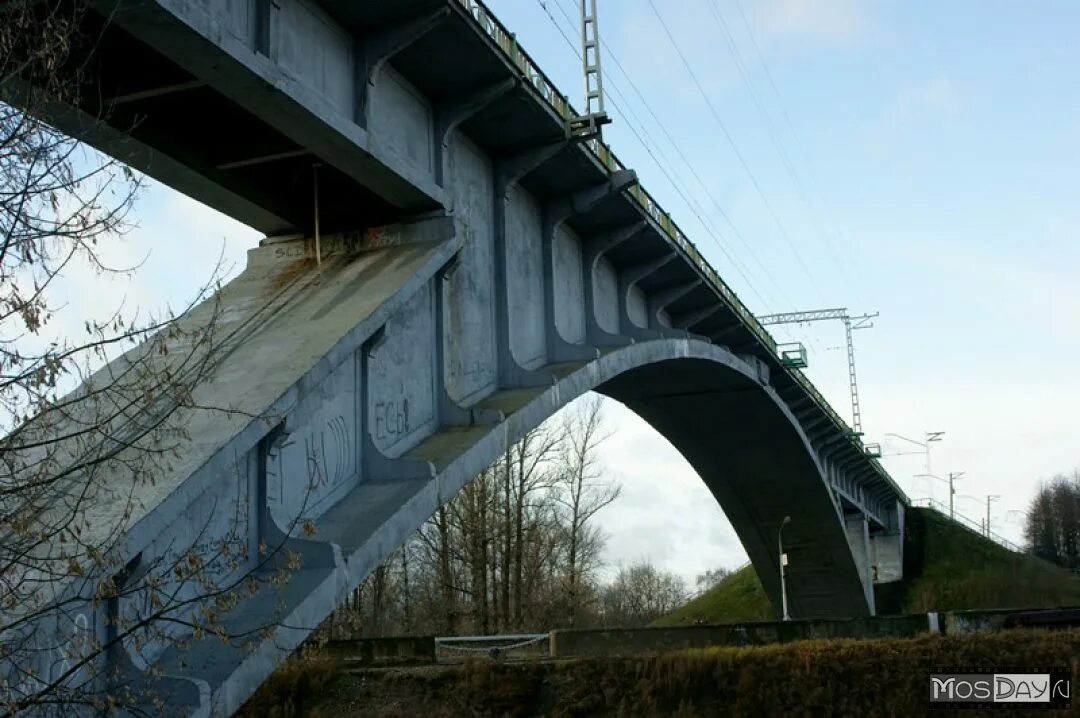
left=455, top=339, right=872, bottom=620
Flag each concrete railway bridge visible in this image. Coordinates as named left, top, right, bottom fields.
left=6, top=0, right=907, bottom=713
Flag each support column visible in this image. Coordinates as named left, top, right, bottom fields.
left=844, top=513, right=876, bottom=615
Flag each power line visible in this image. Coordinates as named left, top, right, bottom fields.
left=705, top=0, right=847, bottom=283
left=544, top=0, right=828, bottom=357
left=537, top=1, right=831, bottom=360
left=729, top=0, right=865, bottom=298
left=644, top=0, right=827, bottom=304
left=535, top=0, right=779, bottom=315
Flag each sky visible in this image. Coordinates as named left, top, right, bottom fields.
left=55, top=0, right=1080, bottom=589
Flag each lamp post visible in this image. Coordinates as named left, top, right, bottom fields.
left=778, top=516, right=792, bottom=621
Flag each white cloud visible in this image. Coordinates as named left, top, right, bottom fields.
left=760, top=0, right=866, bottom=42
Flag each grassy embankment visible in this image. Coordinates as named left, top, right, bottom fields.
left=656, top=507, right=1080, bottom=626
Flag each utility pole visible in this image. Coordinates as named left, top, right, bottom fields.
left=986, top=495, right=1001, bottom=537
left=758, top=308, right=878, bottom=434
left=948, top=471, right=965, bottom=520
left=569, top=0, right=611, bottom=138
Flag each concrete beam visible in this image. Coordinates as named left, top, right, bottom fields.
left=671, top=304, right=720, bottom=331
left=436, top=78, right=518, bottom=142
left=434, top=78, right=518, bottom=185
left=618, top=250, right=676, bottom=336
left=496, top=139, right=571, bottom=189
left=650, top=279, right=702, bottom=327
left=357, top=7, right=451, bottom=123
left=621, top=251, right=677, bottom=288
left=546, top=169, right=638, bottom=227
left=105, top=79, right=207, bottom=105
left=584, top=222, right=647, bottom=268
left=582, top=222, right=647, bottom=346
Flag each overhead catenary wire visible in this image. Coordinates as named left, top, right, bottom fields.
left=728, top=0, right=866, bottom=303
left=643, top=0, right=828, bottom=305
left=544, top=0, right=827, bottom=355
left=535, top=0, right=782, bottom=318
left=704, top=0, right=850, bottom=283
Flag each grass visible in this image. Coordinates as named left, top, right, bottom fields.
left=900, top=507, right=1080, bottom=612
left=256, top=630, right=1080, bottom=716
left=653, top=562, right=772, bottom=627
left=656, top=507, right=1080, bottom=627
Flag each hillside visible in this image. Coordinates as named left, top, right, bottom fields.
left=656, top=507, right=1080, bottom=626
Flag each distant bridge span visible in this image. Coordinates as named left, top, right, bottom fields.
left=7, top=0, right=907, bottom=713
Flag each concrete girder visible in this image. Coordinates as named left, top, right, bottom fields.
left=434, top=77, right=519, bottom=185
left=776, top=384, right=807, bottom=402
left=809, top=422, right=844, bottom=445
left=709, top=320, right=748, bottom=342
left=813, top=431, right=853, bottom=458
left=582, top=221, right=648, bottom=346
left=538, top=171, right=638, bottom=364
left=649, top=279, right=702, bottom=329
left=617, top=249, right=677, bottom=339
left=545, top=169, right=638, bottom=228
left=801, top=414, right=834, bottom=436
left=105, top=79, right=208, bottom=106
left=496, top=139, right=574, bottom=190
left=670, top=303, right=721, bottom=332
left=356, top=7, right=451, bottom=124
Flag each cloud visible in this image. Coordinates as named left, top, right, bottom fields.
left=34, top=178, right=258, bottom=367
left=761, top=0, right=866, bottom=42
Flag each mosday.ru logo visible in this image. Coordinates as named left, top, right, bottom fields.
left=929, top=669, right=1071, bottom=709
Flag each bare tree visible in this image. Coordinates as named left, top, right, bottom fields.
left=555, top=396, right=620, bottom=627
left=1025, top=471, right=1080, bottom=570
left=322, top=402, right=627, bottom=638
left=695, top=566, right=732, bottom=594
left=601, top=561, right=688, bottom=627
left=0, top=3, right=319, bottom=712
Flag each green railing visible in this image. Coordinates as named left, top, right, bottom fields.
left=453, top=0, right=873, bottom=464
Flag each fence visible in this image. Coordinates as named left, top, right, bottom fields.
left=434, top=633, right=550, bottom=662
left=911, top=497, right=1023, bottom=552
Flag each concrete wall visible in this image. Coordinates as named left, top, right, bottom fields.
left=370, top=68, right=434, bottom=176
left=844, top=514, right=876, bottom=613
left=553, top=225, right=586, bottom=344
left=321, top=636, right=435, bottom=665
left=369, top=282, right=437, bottom=457
left=594, top=256, right=620, bottom=335
left=274, top=358, right=359, bottom=527
left=550, top=615, right=934, bottom=658
left=504, top=186, right=546, bottom=369
left=445, top=135, right=496, bottom=405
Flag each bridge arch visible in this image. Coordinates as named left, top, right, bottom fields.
left=316, top=336, right=871, bottom=628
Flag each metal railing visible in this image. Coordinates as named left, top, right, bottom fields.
left=911, top=497, right=1023, bottom=553
left=453, top=0, right=891, bottom=490
left=435, top=633, right=550, bottom=661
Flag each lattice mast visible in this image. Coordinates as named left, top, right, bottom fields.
left=757, top=308, right=878, bottom=434
left=570, top=0, right=611, bottom=137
